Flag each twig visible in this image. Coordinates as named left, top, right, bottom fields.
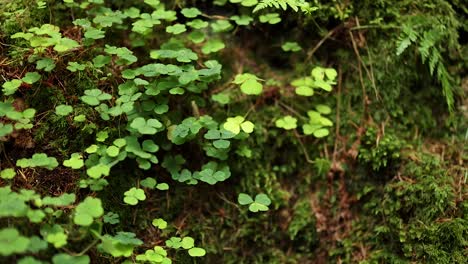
left=306, top=26, right=341, bottom=62
left=293, top=130, right=314, bottom=163
left=349, top=30, right=367, bottom=115
left=332, top=66, right=343, bottom=165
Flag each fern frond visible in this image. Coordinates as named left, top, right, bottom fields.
left=436, top=64, right=454, bottom=111
left=253, top=0, right=307, bottom=13
left=396, top=37, right=412, bottom=56
left=428, top=48, right=440, bottom=75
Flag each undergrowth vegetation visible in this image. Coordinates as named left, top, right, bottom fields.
left=0, top=0, right=466, bottom=263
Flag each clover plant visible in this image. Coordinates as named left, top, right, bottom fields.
left=0, top=0, right=338, bottom=262
left=233, top=73, right=263, bottom=95
left=238, top=193, right=272, bottom=212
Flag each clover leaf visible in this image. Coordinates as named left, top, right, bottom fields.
left=275, top=116, right=297, bottom=130
left=103, top=212, right=120, bottom=224
left=238, top=193, right=271, bottom=212
left=188, top=247, right=206, bottom=257
left=67, top=62, right=86, bottom=72
left=302, top=110, right=333, bottom=138
left=233, top=73, right=263, bottom=95
left=201, top=39, right=225, bottom=54
left=0, top=228, right=30, bottom=256
left=166, top=237, right=182, bottom=248
left=189, top=30, right=205, bottom=43
left=55, top=105, right=73, bottom=116
left=140, top=177, right=157, bottom=189
left=166, top=24, right=186, bottom=34
left=0, top=168, right=16, bottom=180
left=193, top=162, right=231, bottom=185
left=41, top=224, right=67, bottom=248
left=36, top=58, right=56, bottom=72
left=84, top=27, right=105, bottom=40
left=52, top=254, right=90, bottom=264
left=16, top=153, right=59, bottom=170
left=86, top=163, right=110, bottom=179
left=151, top=48, right=198, bottom=63
left=295, top=86, right=314, bottom=96
left=211, top=20, right=233, bottom=32
left=310, top=67, right=337, bottom=91
left=231, top=15, right=253, bottom=26
left=259, top=13, right=281, bottom=24
left=223, top=116, right=255, bottom=135
left=0, top=123, right=13, bottom=137
left=63, top=153, right=84, bottom=169
left=123, top=187, right=146, bottom=205
left=238, top=193, right=254, bottom=205
left=130, top=117, right=163, bottom=135
left=187, top=19, right=209, bottom=29
left=181, top=237, right=195, bottom=249
left=136, top=246, right=169, bottom=263
left=211, top=92, right=230, bottom=104
left=181, top=7, right=201, bottom=18
left=42, top=193, right=76, bottom=206
left=282, top=41, right=302, bottom=52
left=316, top=104, right=332, bottom=114
left=74, top=114, right=86, bottom=122
left=53, top=37, right=80, bottom=52
left=74, top=197, right=104, bottom=226
left=2, top=79, right=22, bottom=95
left=81, top=89, right=112, bottom=106
left=99, top=232, right=143, bottom=257
left=312, top=128, right=329, bottom=138
left=93, top=55, right=111, bottom=68
left=156, top=183, right=169, bottom=190
left=106, top=146, right=120, bottom=157
left=152, top=218, right=167, bottom=229
left=213, top=139, right=230, bottom=149
left=22, top=72, right=41, bottom=84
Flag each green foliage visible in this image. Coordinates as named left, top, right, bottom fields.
left=395, top=15, right=459, bottom=111
left=0, top=0, right=464, bottom=263
left=359, top=128, right=405, bottom=171
left=253, top=0, right=310, bottom=12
